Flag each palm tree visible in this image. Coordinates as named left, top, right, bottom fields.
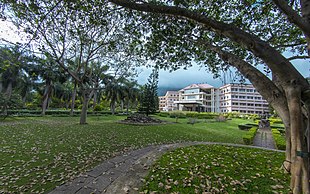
left=105, top=78, right=125, bottom=115
left=123, top=80, right=141, bottom=114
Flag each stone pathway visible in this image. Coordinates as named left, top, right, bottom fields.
left=253, top=127, right=276, bottom=149
left=49, top=140, right=281, bottom=194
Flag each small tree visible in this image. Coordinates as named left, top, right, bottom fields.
left=139, top=68, right=159, bottom=116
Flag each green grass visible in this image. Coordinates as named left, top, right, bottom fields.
left=141, top=145, right=290, bottom=194
left=0, top=116, right=249, bottom=193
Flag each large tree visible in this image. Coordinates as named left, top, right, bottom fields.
left=1, top=0, right=141, bottom=124
left=104, top=0, right=310, bottom=193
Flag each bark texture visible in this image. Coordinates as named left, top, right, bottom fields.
left=70, top=82, right=77, bottom=116
left=41, top=79, right=52, bottom=116
left=79, top=89, right=94, bottom=124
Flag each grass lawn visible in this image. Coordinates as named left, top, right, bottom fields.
left=141, top=145, right=290, bottom=194
left=0, top=115, right=263, bottom=192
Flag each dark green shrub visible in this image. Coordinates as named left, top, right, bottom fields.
left=169, top=111, right=186, bottom=119
left=243, top=127, right=258, bottom=145
left=93, top=105, right=103, bottom=111
left=238, top=124, right=253, bottom=130
left=272, top=129, right=286, bottom=150
left=158, top=112, right=169, bottom=117
left=185, top=112, right=198, bottom=118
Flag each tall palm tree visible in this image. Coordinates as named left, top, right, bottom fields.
left=105, top=78, right=125, bottom=115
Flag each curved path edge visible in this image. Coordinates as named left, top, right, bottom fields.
left=49, top=142, right=284, bottom=194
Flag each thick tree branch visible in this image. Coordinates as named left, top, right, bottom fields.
left=287, top=55, right=310, bottom=61
left=272, top=0, right=310, bottom=38
left=200, top=41, right=291, bottom=127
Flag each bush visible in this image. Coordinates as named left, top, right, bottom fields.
left=243, top=127, right=258, bottom=145
left=215, top=115, right=227, bottom=122
left=238, top=124, right=253, bottom=130
left=169, top=111, right=186, bottom=119
left=93, top=104, right=103, bottom=111
left=157, top=112, right=169, bottom=117
left=272, top=128, right=286, bottom=150
left=185, top=112, right=198, bottom=118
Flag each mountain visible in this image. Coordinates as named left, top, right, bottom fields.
left=157, top=86, right=181, bottom=96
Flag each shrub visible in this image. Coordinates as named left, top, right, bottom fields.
left=243, top=127, right=258, bottom=145
left=238, top=124, right=253, bottom=130
left=272, top=128, right=286, bottom=150
left=158, top=112, right=169, bottom=117
left=93, top=104, right=103, bottom=111
left=185, top=112, right=198, bottom=118
left=169, top=111, right=186, bottom=119
left=215, top=115, right=227, bottom=122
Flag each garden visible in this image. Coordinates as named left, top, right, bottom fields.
left=0, top=114, right=289, bottom=193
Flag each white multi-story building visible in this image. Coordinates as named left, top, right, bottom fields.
left=158, top=91, right=179, bottom=111
left=219, top=83, right=269, bottom=114
left=158, top=83, right=269, bottom=114
left=174, top=84, right=219, bottom=112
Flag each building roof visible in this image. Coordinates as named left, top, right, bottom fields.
left=180, top=83, right=214, bottom=91
left=219, top=83, right=254, bottom=89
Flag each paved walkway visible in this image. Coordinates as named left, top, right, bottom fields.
left=253, top=127, right=276, bottom=149
left=49, top=139, right=281, bottom=194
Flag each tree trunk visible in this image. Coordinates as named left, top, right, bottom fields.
left=110, top=101, right=116, bottom=115
left=305, top=103, right=310, bottom=188
left=80, top=89, right=89, bottom=125
left=93, top=89, right=97, bottom=110
left=5, top=82, right=13, bottom=99
left=70, top=82, right=77, bottom=116
left=42, top=79, right=52, bottom=116
left=120, top=99, right=124, bottom=112
left=79, top=89, right=94, bottom=124
left=0, top=81, right=3, bottom=93
left=301, top=0, right=310, bottom=55
left=286, top=85, right=310, bottom=194
left=126, top=100, right=129, bottom=114
left=2, top=81, right=13, bottom=116
left=22, top=95, right=27, bottom=108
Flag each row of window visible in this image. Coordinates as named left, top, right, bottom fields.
left=221, top=109, right=266, bottom=114
left=221, top=88, right=257, bottom=93
left=221, top=95, right=262, bottom=100
left=221, top=102, right=268, bottom=107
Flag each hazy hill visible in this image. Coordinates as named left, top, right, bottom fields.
left=157, top=87, right=181, bottom=96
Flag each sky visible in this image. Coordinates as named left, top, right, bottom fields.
left=1, top=20, right=309, bottom=90
left=137, top=58, right=310, bottom=90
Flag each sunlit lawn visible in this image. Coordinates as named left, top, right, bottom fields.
left=0, top=115, right=258, bottom=192
left=141, top=145, right=290, bottom=194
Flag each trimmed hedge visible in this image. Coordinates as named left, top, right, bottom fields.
left=157, top=112, right=169, bottom=117
left=243, top=127, right=258, bottom=145
left=169, top=112, right=186, bottom=119
left=238, top=124, right=253, bottom=130
left=6, top=109, right=119, bottom=116
left=272, top=128, right=286, bottom=150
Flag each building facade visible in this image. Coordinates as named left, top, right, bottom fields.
left=174, top=84, right=219, bottom=112
left=219, top=84, right=269, bottom=114
left=158, top=91, right=179, bottom=111
left=158, top=83, right=269, bottom=114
